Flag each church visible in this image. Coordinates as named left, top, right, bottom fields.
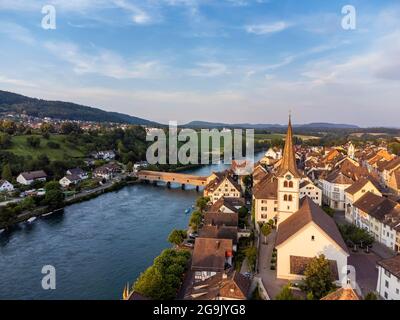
left=254, top=116, right=349, bottom=284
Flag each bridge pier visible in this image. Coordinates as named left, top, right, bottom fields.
left=152, top=180, right=157, bottom=186
left=181, top=184, right=185, bottom=190
left=196, top=186, right=200, bottom=192
left=166, top=182, right=171, bottom=188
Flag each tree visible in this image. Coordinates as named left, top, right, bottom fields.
left=44, top=189, right=64, bottom=209
left=303, top=254, right=335, bottom=299
left=245, top=246, right=257, bottom=272
left=1, top=163, right=13, bottom=181
left=196, top=196, right=210, bottom=212
left=126, top=161, right=133, bottom=173
left=275, top=284, right=297, bottom=300
left=238, top=206, right=249, bottom=220
left=260, top=223, right=272, bottom=244
left=189, top=210, right=202, bottom=231
left=45, top=181, right=61, bottom=192
left=364, top=292, right=378, bottom=300
left=168, top=229, right=186, bottom=246
left=26, top=136, right=41, bottom=148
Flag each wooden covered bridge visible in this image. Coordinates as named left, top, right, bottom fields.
left=137, top=170, right=209, bottom=190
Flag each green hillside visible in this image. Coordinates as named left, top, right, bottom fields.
left=4, top=135, right=86, bottom=161
left=0, top=90, right=158, bottom=125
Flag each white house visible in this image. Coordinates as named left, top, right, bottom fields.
left=276, top=197, right=350, bottom=285
left=59, top=175, right=81, bottom=188
left=344, top=178, right=382, bottom=224
left=16, top=170, right=47, bottom=186
left=66, top=168, right=88, bottom=180
left=204, top=175, right=242, bottom=204
left=253, top=178, right=278, bottom=224
left=376, top=256, right=400, bottom=300
left=299, top=180, right=322, bottom=206
left=0, top=179, right=14, bottom=192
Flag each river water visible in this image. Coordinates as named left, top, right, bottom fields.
left=0, top=154, right=263, bottom=299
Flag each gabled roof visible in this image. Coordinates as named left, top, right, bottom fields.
left=321, top=287, right=360, bottom=300
left=384, top=157, right=400, bottom=171
left=19, top=170, right=47, bottom=180
left=276, top=197, right=349, bottom=254
left=344, top=178, right=381, bottom=195
left=198, top=225, right=238, bottom=244
left=191, top=238, right=232, bottom=272
left=184, top=271, right=250, bottom=300
left=253, top=178, right=278, bottom=200
left=377, top=255, right=400, bottom=278
left=204, top=212, right=239, bottom=227
left=353, top=192, right=400, bottom=221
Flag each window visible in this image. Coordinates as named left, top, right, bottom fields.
left=284, top=181, right=288, bottom=188
left=385, top=270, right=391, bottom=278
left=385, top=280, right=389, bottom=288
left=288, top=195, right=293, bottom=202
left=284, top=195, right=288, bottom=201
left=289, top=181, right=293, bottom=188
left=384, top=292, right=388, bottom=299
left=311, top=235, right=315, bottom=241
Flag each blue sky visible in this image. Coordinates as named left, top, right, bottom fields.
left=0, top=0, right=400, bottom=126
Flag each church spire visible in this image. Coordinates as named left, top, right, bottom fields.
left=278, top=114, right=301, bottom=177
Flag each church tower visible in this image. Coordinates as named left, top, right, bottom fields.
left=348, top=141, right=355, bottom=160
left=276, top=115, right=301, bottom=225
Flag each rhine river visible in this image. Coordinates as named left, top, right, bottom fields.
left=0, top=154, right=263, bottom=300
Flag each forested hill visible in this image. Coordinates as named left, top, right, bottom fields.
left=0, top=90, right=157, bottom=125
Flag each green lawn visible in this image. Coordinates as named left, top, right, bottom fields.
left=4, top=134, right=86, bottom=160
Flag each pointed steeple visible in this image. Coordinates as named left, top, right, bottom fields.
left=278, top=114, right=301, bottom=178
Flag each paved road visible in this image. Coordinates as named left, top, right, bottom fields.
left=256, top=230, right=288, bottom=299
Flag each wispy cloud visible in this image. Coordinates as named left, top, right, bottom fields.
left=45, top=41, right=164, bottom=79
left=188, top=62, right=230, bottom=77
left=245, top=21, right=290, bottom=35
left=0, top=21, right=35, bottom=44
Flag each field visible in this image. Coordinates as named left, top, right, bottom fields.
left=4, top=135, right=86, bottom=160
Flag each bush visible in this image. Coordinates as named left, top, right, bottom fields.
left=338, top=224, right=374, bottom=247
left=270, top=264, right=276, bottom=270
left=47, top=141, right=60, bottom=149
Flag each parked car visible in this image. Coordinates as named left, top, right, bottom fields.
left=183, top=242, right=194, bottom=248
left=189, top=232, right=198, bottom=239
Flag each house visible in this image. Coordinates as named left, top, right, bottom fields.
left=90, top=150, right=116, bottom=161
left=344, top=178, right=382, bottom=224
left=380, top=157, right=400, bottom=186
left=191, top=238, right=233, bottom=282
left=299, top=180, right=322, bottom=206
left=320, top=159, right=369, bottom=210
left=59, top=174, right=81, bottom=188
left=198, top=225, right=238, bottom=251
left=0, top=179, right=14, bottom=192
left=320, top=286, right=360, bottom=300
left=184, top=271, right=250, bottom=300
left=208, top=197, right=244, bottom=214
left=133, top=161, right=149, bottom=171
left=275, top=197, right=349, bottom=284
left=93, top=163, right=121, bottom=180
left=352, top=192, right=400, bottom=250
left=66, top=168, right=88, bottom=180
left=388, top=169, right=400, bottom=195
left=203, top=212, right=239, bottom=227
left=253, top=178, right=278, bottom=224
left=376, top=255, right=400, bottom=300
left=204, top=175, right=242, bottom=204
left=17, top=170, right=47, bottom=185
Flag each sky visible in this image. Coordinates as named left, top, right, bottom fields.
left=0, top=0, right=400, bottom=126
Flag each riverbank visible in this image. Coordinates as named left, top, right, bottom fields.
left=0, top=178, right=140, bottom=230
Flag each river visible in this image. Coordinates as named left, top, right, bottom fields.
left=0, top=153, right=263, bottom=299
